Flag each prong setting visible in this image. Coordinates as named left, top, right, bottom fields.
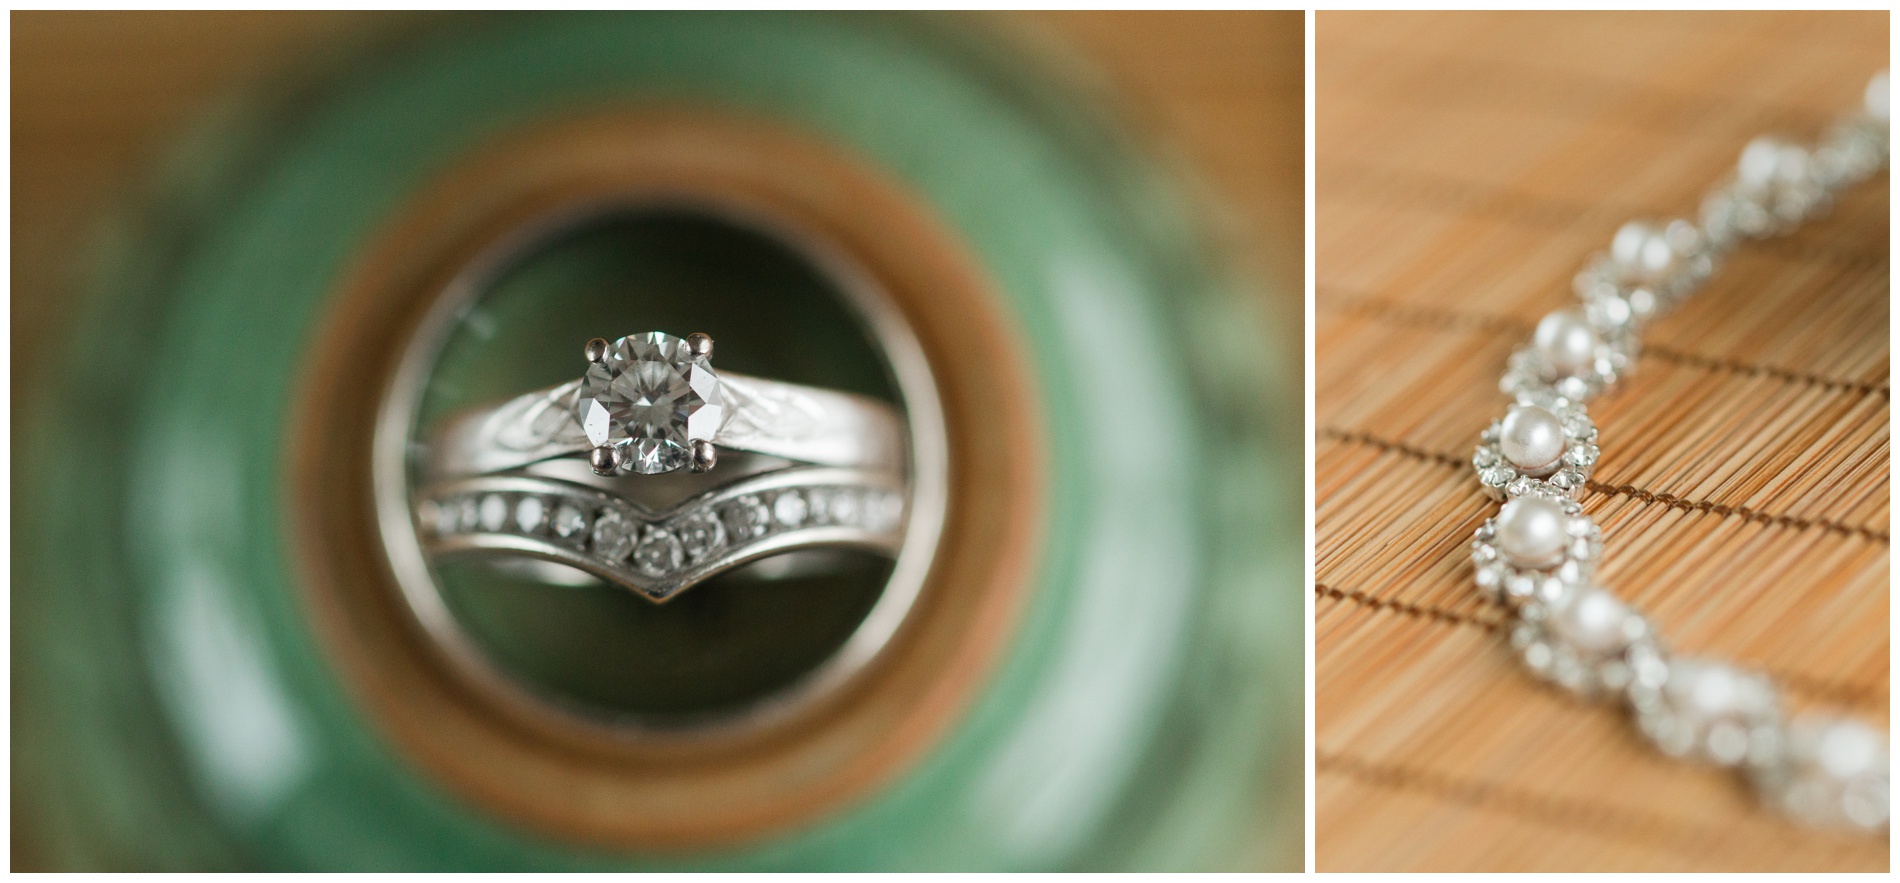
left=690, top=439, right=717, bottom=473
left=584, top=337, right=610, bottom=364
left=589, top=446, right=618, bottom=476
left=686, top=332, right=714, bottom=359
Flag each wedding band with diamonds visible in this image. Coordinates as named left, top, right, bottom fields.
left=418, top=466, right=906, bottom=603
left=415, top=329, right=909, bottom=601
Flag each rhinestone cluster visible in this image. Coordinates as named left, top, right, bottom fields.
left=424, top=483, right=905, bottom=592
left=1472, top=400, right=1599, bottom=501
left=1465, top=72, right=1889, bottom=833
left=1470, top=494, right=1602, bottom=605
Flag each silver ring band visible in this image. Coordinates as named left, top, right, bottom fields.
left=424, top=371, right=906, bottom=482
left=419, top=466, right=906, bottom=602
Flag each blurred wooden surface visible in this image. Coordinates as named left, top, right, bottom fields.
left=1316, top=11, right=1889, bottom=872
left=9, top=10, right=1304, bottom=870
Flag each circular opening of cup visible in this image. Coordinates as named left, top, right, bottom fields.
left=401, top=205, right=919, bottom=724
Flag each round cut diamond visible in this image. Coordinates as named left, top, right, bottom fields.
left=429, top=500, right=458, bottom=536
left=478, top=494, right=510, bottom=532
left=515, top=496, right=546, bottom=533
left=591, top=510, right=635, bottom=562
left=634, top=528, right=684, bottom=576
left=677, top=512, right=726, bottom=561
left=551, top=503, right=589, bottom=541
left=773, top=491, right=808, bottom=528
left=828, top=489, right=859, bottom=525
left=722, top=495, right=770, bottom=540
left=574, top=332, right=724, bottom=474
left=456, top=497, right=481, bottom=532
left=805, top=489, right=833, bottom=525
left=863, top=492, right=903, bottom=533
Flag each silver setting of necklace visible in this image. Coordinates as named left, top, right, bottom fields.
left=1467, top=71, right=1891, bottom=833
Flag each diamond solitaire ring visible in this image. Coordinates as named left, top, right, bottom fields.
left=416, top=330, right=909, bottom=602
left=429, top=330, right=905, bottom=479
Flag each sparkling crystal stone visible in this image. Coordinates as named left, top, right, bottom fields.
left=590, top=510, right=635, bottom=561
left=551, top=502, right=589, bottom=540
left=574, top=332, right=725, bottom=475
left=1739, top=137, right=1810, bottom=191
left=634, top=528, right=684, bottom=576
left=1508, top=574, right=1537, bottom=599
left=1626, top=288, right=1658, bottom=320
left=678, top=512, right=725, bottom=560
left=515, top=496, right=547, bottom=533
left=805, top=489, right=833, bottom=525
left=1760, top=718, right=1890, bottom=831
left=863, top=492, right=902, bottom=533
left=828, top=489, right=859, bottom=525
left=773, top=491, right=808, bottom=527
left=722, top=495, right=770, bottom=540
left=478, top=494, right=510, bottom=532
left=1642, top=658, right=1779, bottom=765
left=455, top=497, right=480, bottom=533
left=429, top=500, right=457, bottom=536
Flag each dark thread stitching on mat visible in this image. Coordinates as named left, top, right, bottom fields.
left=1322, top=428, right=1466, bottom=469
left=1316, top=583, right=1502, bottom=631
left=1318, top=293, right=1890, bottom=399
left=1587, top=481, right=1890, bottom=544
left=1643, top=348, right=1889, bottom=400
left=1319, top=428, right=1890, bottom=544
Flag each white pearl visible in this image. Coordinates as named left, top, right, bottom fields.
left=1532, top=309, right=1600, bottom=376
left=1739, top=136, right=1809, bottom=190
left=1498, top=404, right=1566, bottom=476
left=1738, top=137, right=1784, bottom=189
left=1612, top=221, right=1681, bottom=284
left=1817, top=720, right=1882, bottom=780
left=1495, top=496, right=1568, bottom=569
left=1690, top=666, right=1739, bottom=716
left=1666, top=659, right=1765, bottom=722
left=1867, top=70, right=1889, bottom=122
left=1550, top=586, right=1628, bottom=655
left=1610, top=221, right=1655, bottom=267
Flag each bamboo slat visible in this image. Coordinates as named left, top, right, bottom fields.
left=1316, top=11, right=1890, bottom=872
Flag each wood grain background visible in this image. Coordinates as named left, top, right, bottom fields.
left=1316, top=11, right=1890, bottom=872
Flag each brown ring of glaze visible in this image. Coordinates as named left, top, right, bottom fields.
left=284, top=111, right=1045, bottom=850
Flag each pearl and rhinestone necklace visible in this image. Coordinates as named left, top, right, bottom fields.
left=1466, top=71, right=1890, bottom=832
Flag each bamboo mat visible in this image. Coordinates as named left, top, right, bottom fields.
left=1316, top=11, right=1890, bottom=872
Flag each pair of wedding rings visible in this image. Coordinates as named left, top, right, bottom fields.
left=416, top=329, right=908, bottom=603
